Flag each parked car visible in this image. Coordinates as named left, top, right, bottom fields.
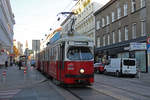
left=104, top=58, right=137, bottom=77
left=94, top=63, right=105, bottom=73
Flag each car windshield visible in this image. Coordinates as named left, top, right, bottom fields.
left=94, top=63, right=101, bottom=67
left=123, top=60, right=135, bottom=66
left=67, top=46, right=93, bottom=60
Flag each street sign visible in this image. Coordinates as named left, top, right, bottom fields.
left=130, top=43, right=147, bottom=51
left=147, top=37, right=150, bottom=44
left=147, top=44, right=150, bottom=54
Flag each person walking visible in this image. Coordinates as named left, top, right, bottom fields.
left=18, top=60, right=22, bottom=70
left=5, top=60, right=8, bottom=69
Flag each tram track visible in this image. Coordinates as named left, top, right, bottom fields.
left=94, top=81, right=150, bottom=99
left=65, top=88, right=83, bottom=100
left=95, top=74, right=150, bottom=87
left=64, top=86, right=119, bottom=100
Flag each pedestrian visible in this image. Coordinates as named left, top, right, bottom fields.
left=5, top=60, right=8, bottom=69
left=13, top=59, right=16, bottom=66
left=18, top=60, right=22, bottom=70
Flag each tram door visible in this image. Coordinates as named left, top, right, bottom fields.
left=58, top=43, right=65, bottom=82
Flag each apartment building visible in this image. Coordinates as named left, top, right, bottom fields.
left=0, top=0, right=15, bottom=65
left=0, top=0, right=15, bottom=52
left=75, top=2, right=102, bottom=45
left=94, top=0, right=150, bottom=72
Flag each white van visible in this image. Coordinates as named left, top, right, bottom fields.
left=104, top=58, right=137, bottom=77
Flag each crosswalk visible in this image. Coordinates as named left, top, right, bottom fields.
left=0, top=89, right=21, bottom=99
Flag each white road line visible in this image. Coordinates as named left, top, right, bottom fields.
left=0, top=89, right=21, bottom=99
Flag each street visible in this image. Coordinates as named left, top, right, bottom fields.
left=0, top=65, right=150, bottom=100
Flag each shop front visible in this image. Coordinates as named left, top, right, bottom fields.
left=95, top=40, right=148, bottom=72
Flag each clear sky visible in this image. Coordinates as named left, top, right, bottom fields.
left=10, top=0, right=110, bottom=50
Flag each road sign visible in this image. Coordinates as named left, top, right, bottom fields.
left=130, top=43, right=147, bottom=51
left=147, top=44, right=150, bottom=54
left=147, top=37, right=150, bottom=44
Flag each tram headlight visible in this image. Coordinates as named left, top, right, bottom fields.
left=80, top=68, right=85, bottom=74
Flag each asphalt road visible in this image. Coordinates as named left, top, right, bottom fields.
left=1, top=65, right=150, bottom=100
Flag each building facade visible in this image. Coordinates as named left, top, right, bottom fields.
left=16, top=41, right=23, bottom=55
left=0, top=0, right=15, bottom=65
left=75, top=2, right=102, bottom=45
left=94, top=0, right=150, bottom=72
left=61, top=14, right=76, bottom=36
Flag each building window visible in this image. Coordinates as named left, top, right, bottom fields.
left=108, top=34, right=110, bottom=45
left=103, top=35, right=105, bottom=46
left=141, top=20, right=146, bottom=36
left=141, top=0, right=146, bottom=8
left=117, top=7, right=121, bottom=19
left=132, top=23, right=136, bottom=39
left=131, top=0, right=136, bottom=12
left=124, top=4, right=128, bottom=16
left=125, top=26, right=128, bottom=40
left=96, top=20, right=100, bottom=30
left=97, top=37, right=100, bottom=47
left=106, top=16, right=110, bottom=25
left=112, top=12, right=115, bottom=22
left=112, top=32, right=115, bottom=44
left=102, top=18, right=105, bottom=27
left=118, top=29, right=121, bottom=42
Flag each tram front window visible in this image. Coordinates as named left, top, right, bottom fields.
left=67, top=47, right=93, bottom=60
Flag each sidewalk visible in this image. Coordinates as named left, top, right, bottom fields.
left=138, top=72, right=150, bottom=84
left=0, top=65, right=46, bottom=91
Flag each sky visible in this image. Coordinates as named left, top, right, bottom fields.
left=10, top=0, right=110, bottom=50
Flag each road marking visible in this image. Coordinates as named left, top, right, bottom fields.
left=0, top=89, right=21, bottom=99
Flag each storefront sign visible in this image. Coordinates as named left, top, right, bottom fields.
left=130, top=43, right=147, bottom=51
left=147, top=44, right=150, bottom=54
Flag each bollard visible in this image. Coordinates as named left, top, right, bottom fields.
left=24, top=70, right=27, bottom=74
left=2, top=71, right=6, bottom=76
left=2, top=71, right=6, bottom=84
left=138, top=69, right=141, bottom=79
left=24, top=69, right=27, bottom=81
left=25, top=67, right=28, bottom=70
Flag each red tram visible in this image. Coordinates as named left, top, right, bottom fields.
left=37, top=35, right=94, bottom=86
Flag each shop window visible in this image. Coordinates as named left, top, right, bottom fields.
left=135, top=51, right=146, bottom=72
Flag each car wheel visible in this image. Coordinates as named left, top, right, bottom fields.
left=104, top=70, right=107, bottom=75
